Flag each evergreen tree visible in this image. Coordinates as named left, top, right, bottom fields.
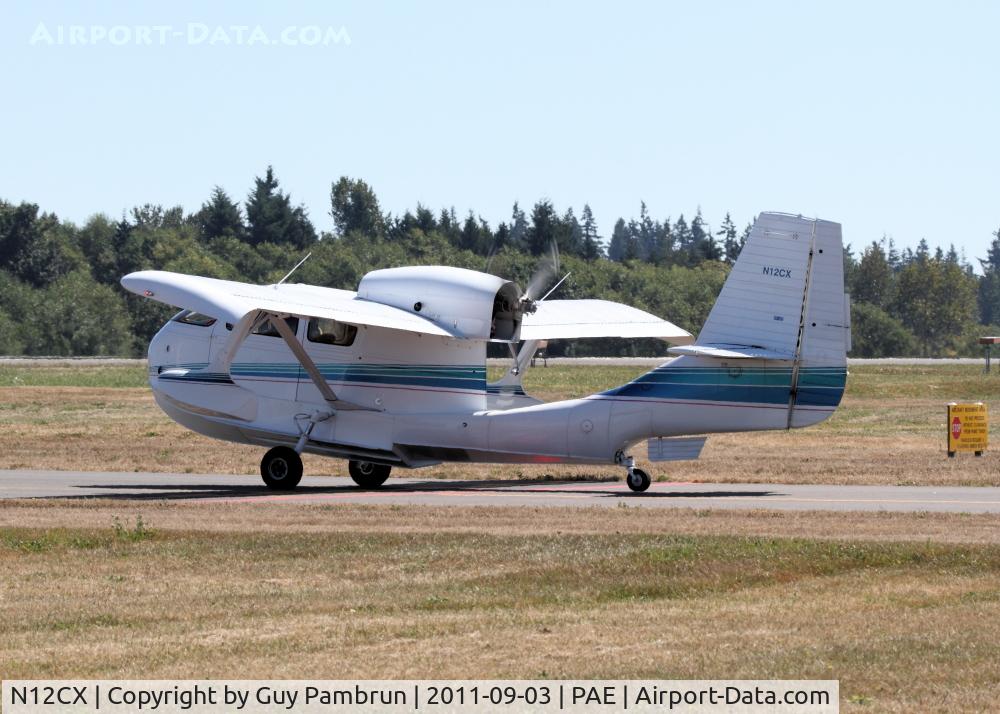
left=438, top=207, right=461, bottom=245
left=638, top=202, right=656, bottom=260
left=509, top=202, right=528, bottom=249
left=651, top=217, right=673, bottom=266
left=673, top=214, right=692, bottom=264
left=886, top=237, right=901, bottom=270
left=414, top=203, right=437, bottom=234
left=916, top=238, right=930, bottom=262
left=608, top=218, right=628, bottom=262
left=460, top=211, right=491, bottom=254
left=563, top=207, right=584, bottom=257
left=716, top=212, right=741, bottom=264
left=330, top=176, right=385, bottom=238
left=527, top=200, right=558, bottom=256
left=493, top=222, right=511, bottom=251
left=978, top=228, right=1000, bottom=325
left=580, top=204, right=602, bottom=260
left=197, top=186, right=244, bottom=242
left=852, top=241, right=893, bottom=309
left=388, top=210, right=417, bottom=241
left=690, top=208, right=721, bottom=262
left=246, top=166, right=317, bottom=249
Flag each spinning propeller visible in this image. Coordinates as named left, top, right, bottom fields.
left=486, top=240, right=566, bottom=315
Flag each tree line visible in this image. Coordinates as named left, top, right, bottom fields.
left=0, top=166, right=997, bottom=358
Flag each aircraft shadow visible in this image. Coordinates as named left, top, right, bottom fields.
left=33, top=478, right=781, bottom=502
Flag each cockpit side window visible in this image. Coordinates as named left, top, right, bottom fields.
left=252, top=317, right=300, bottom=338
left=172, top=310, right=217, bottom=327
left=307, top=318, right=357, bottom=346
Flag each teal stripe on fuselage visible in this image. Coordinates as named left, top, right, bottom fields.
left=602, top=366, right=846, bottom=408
left=156, top=362, right=487, bottom=392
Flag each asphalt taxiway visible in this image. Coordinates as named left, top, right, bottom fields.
left=2, top=470, right=1000, bottom=513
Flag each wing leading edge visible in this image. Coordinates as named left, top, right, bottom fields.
left=120, top=271, right=458, bottom=337
left=122, top=271, right=694, bottom=344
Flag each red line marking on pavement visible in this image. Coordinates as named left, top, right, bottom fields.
left=207, top=488, right=602, bottom=504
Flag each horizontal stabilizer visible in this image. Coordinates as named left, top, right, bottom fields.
left=520, top=299, right=693, bottom=343
left=647, top=436, right=707, bottom=462
left=667, top=343, right=795, bottom=360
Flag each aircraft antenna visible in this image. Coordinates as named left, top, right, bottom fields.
left=276, top=252, right=312, bottom=286
left=540, top=272, right=571, bottom=301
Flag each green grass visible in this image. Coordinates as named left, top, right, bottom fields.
left=4, top=360, right=999, bottom=402
left=846, top=364, right=1000, bottom=401
left=0, top=365, right=148, bottom=388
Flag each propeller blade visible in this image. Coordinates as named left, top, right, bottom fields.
left=484, top=239, right=499, bottom=275
left=523, top=240, right=561, bottom=301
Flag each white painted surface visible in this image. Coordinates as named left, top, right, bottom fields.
left=521, top=299, right=693, bottom=342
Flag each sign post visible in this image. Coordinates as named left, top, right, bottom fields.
left=946, top=402, right=988, bottom=457
left=979, top=337, right=1000, bottom=373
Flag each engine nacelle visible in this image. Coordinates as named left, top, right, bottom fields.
left=356, top=266, right=523, bottom=341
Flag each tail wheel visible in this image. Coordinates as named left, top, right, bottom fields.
left=260, top=446, right=303, bottom=490
left=349, top=460, right=391, bottom=489
left=626, top=467, right=651, bottom=492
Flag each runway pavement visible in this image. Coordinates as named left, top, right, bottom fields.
left=2, top=470, right=1000, bottom=513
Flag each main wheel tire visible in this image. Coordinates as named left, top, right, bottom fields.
left=260, top=446, right=303, bottom=490
left=349, top=460, right=391, bottom=489
left=626, top=467, right=651, bottom=492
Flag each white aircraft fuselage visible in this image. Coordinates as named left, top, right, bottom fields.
left=128, top=212, right=850, bottom=491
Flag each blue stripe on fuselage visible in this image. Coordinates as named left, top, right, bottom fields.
left=601, top=366, right=846, bottom=408
left=155, top=362, right=487, bottom=392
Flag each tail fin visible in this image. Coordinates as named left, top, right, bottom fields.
left=662, top=212, right=849, bottom=429
left=695, top=212, right=848, bottom=366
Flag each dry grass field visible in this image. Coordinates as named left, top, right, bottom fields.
left=0, top=362, right=998, bottom=486
left=1, top=502, right=999, bottom=712
left=2, top=364, right=1000, bottom=711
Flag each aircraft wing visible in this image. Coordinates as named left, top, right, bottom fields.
left=519, top=299, right=693, bottom=343
left=120, top=271, right=459, bottom=337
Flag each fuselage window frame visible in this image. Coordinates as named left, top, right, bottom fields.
left=172, top=310, right=217, bottom=327
left=251, top=316, right=301, bottom=339
left=307, top=317, right=358, bottom=347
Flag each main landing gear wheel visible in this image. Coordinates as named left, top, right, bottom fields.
left=626, top=467, right=651, bottom=493
left=260, top=446, right=303, bottom=490
left=349, top=460, right=391, bottom=489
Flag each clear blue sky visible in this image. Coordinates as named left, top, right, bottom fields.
left=2, top=1, right=998, bottom=262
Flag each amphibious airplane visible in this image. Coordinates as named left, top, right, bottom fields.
left=122, top=212, right=849, bottom=492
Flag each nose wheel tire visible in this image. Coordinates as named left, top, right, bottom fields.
left=260, top=446, right=303, bottom=490
left=626, top=467, right=651, bottom=492
left=349, top=460, right=391, bottom=489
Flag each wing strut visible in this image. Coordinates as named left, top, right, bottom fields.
left=267, top=311, right=376, bottom=412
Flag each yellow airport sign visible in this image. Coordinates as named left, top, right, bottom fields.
left=947, top=402, right=987, bottom=457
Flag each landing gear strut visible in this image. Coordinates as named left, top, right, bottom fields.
left=618, top=453, right=651, bottom=492
left=349, top=460, right=391, bottom=489
left=260, top=446, right=303, bottom=490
